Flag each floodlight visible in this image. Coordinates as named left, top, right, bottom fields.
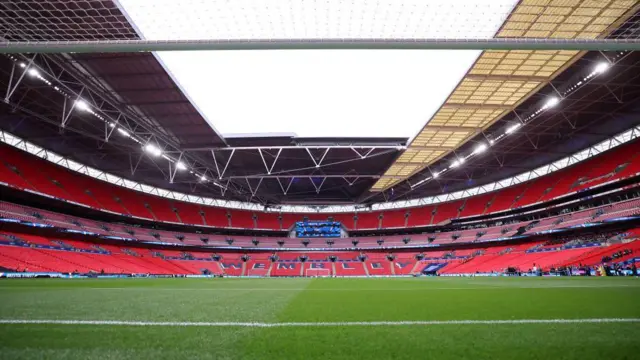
left=474, top=143, right=488, bottom=154
left=505, top=123, right=521, bottom=134
left=74, top=99, right=90, bottom=112
left=117, top=128, right=130, bottom=137
left=544, top=97, right=560, bottom=109
left=176, top=161, right=187, bottom=170
left=594, top=62, right=609, bottom=74
left=19, top=63, right=26, bottom=68
left=108, top=123, right=116, bottom=128
left=27, top=68, right=39, bottom=77
left=200, top=175, right=207, bottom=181
left=144, top=143, right=162, bottom=157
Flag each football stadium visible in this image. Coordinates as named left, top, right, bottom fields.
left=1, top=1, right=640, bottom=359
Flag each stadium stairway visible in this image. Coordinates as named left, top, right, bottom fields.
left=409, top=261, right=422, bottom=275
left=266, top=262, right=274, bottom=277
left=366, top=260, right=392, bottom=276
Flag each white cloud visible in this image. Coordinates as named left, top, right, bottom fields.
left=118, top=0, right=518, bottom=139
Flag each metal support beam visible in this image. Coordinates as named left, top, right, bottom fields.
left=3, top=38, right=640, bottom=53
left=104, top=114, right=123, bottom=143
left=442, top=104, right=512, bottom=110
left=245, top=178, right=264, bottom=198
left=210, top=149, right=221, bottom=178
left=259, top=148, right=282, bottom=174
left=129, top=152, right=145, bottom=176
left=219, top=149, right=235, bottom=179
left=61, top=87, right=85, bottom=128
left=220, top=179, right=230, bottom=197
left=306, top=148, right=330, bottom=168
left=342, top=177, right=359, bottom=186
left=604, top=84, right=624, bottom=103
left=169, top=152, right=184, bottom=183
left=188, top=145, right=404, bottom=151
left=61, top=97, right=73, bottom=128
left=351, top=147, right=375, bottom=159
left=309, top=177, right=327, bottom=194
left=9, top=54, right=230, bottom=193
left=226, top=174, right=380, bottom=179
left=408, top=145, right=457, bottom=150
left=277, top=177, right=295, bottom=195
left=421, top=125, right=483, bottom=132
left=4, top=54, right=36, bottom=102
left=465, top=74, right=549, bottom=82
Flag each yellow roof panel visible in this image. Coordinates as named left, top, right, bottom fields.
left=371, top=0, right=638, bottom=192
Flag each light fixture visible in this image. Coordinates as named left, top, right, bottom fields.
left=74, top=99, right=90, bottom=112
left=505, top=123, right=521, bottom=134
left=19, top=62, right=26, bottom=68
left=432, top=172, right=440, bottom=179
left=200, top=175, right=207, bottom=181
left=544, top=97, right=560, bottom=109
left=176, top=161, right=187, bottom=170
left=594, top=62, right=609, bottom=74
left=117, top=128, right=130, bottom=137
left=144, top=143, right=162, bottom=157
left=489, top=139, right=495, bottom=145
left=108, top=123, right=116, bottom=128
left=474, top=143, right=488, bottom=154
left=27, top=68, right=39, bottom=77
left=451, top=158, right=465, bottom=168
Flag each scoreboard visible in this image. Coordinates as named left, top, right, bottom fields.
left=295, top=221, right=342, bottom=238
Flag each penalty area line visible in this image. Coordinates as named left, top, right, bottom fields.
left=0, top=318, right=638, bottom=328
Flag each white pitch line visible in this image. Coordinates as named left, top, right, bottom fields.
left=0, top=318, right=638, bottom=328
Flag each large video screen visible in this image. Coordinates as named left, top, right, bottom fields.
left=295, top=221, right=342, bottom=238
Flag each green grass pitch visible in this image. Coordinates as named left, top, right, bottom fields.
left=0, top=277, right=639, bottom=360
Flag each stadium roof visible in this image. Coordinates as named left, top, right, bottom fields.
left=0, top=0, right=639, bottom=206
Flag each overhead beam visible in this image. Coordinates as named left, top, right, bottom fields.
left=421, top=125, right=483, bottom=132
left=392, top=161, right=437, bottom=166
left=124, top=100, right=187, bottom=106
left=465, top=74, right=548, bottom=82
left=184, top=145, right=405, bottom=151
left=442, top=103, right=512, bottom=110
left=408, top=145, right=457, bottom=150
left=3, top=38, right=640, bottom=53
left=224, top=174, right=381, bottom=179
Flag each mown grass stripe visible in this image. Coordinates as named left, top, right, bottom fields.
left=1, top=318, right=638, bottom=327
